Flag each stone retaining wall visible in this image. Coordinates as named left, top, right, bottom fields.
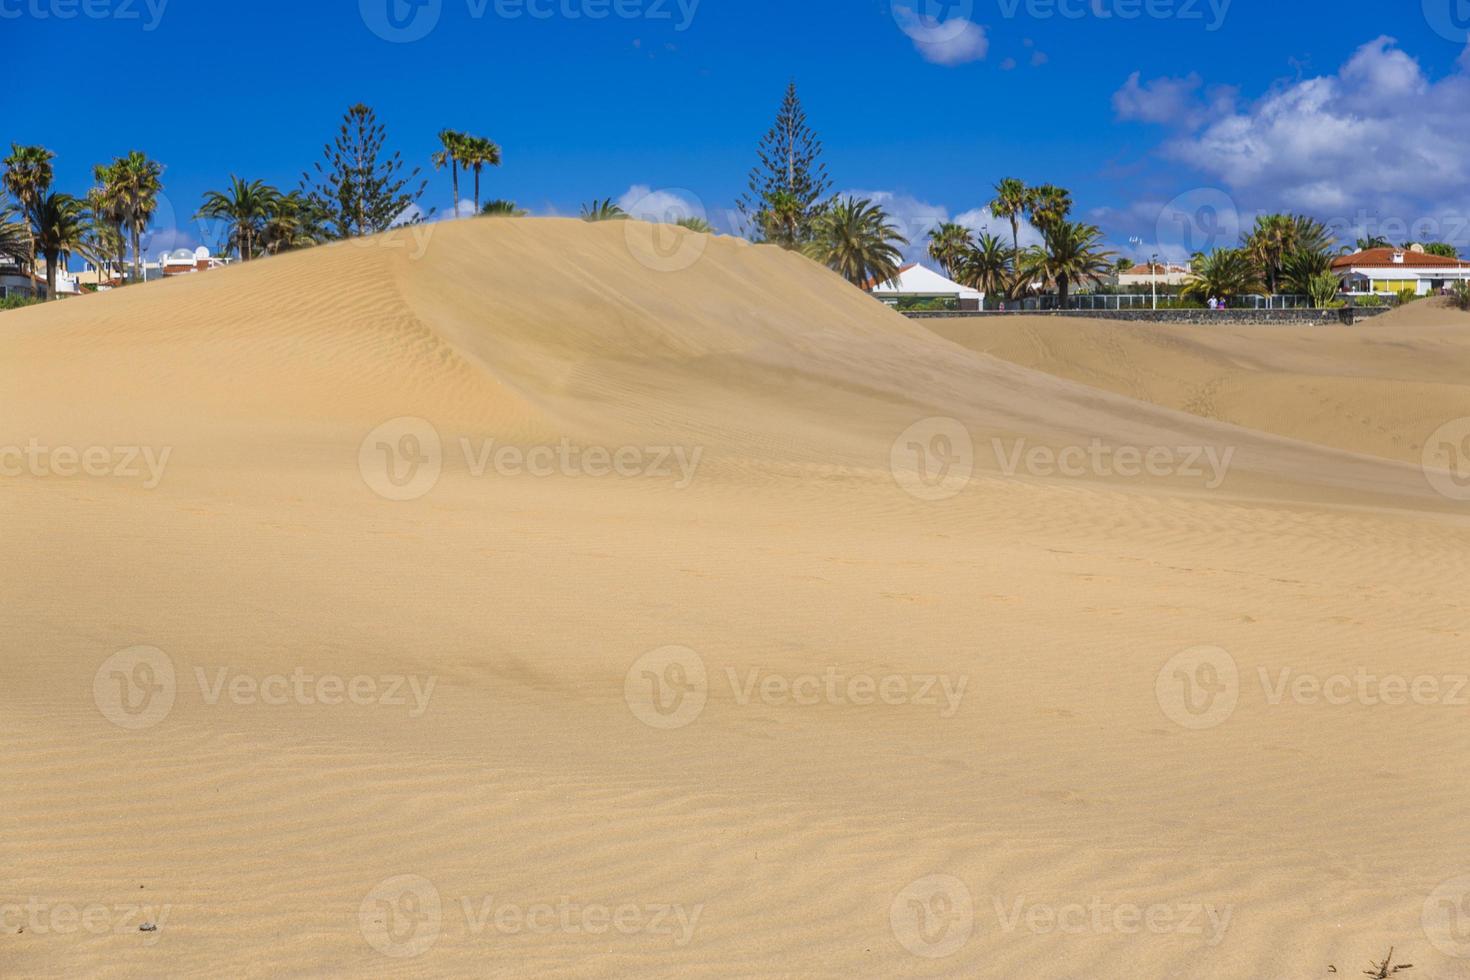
left=902, top=307, right=1393, bottom=326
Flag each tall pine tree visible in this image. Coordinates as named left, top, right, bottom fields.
left=738, top=82, right=831, bottom=248
left=301, top=104, right=429, bottom=239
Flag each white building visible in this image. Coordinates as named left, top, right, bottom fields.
left=160, top=246, right=231, bottom=277
left=1116, top=261, right=1192, bottom=288
left=1331, top=246, right=1470, bottom=296
left=1, top=257, right=79, bottom=300
left=867, top=262, right=985, bottom=310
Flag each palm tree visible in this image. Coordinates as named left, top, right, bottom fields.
left=481, top=199, right=526, bottom=217
left=0, top=201, right=28, bottom=267
left=989, top=177, right=1032, bottom=261
left=1291, top=215, right=1334, bottom=258
left=1027, top=184, right=1073, bottom=238
left=956, top=231, right=1012, bottom=302
left=457, top=135, right=501, bottom=213
left=1356, top=235, right=1391, bottom=251
left=1279, top=249, right=1332, bottom=296
left=802, top=196, right=908, bottom=288
left=196, top=177, right=280, bottom=261
left=926, top=222, right=974, bottom=280
left=1243, top=214, right=1296, bottom=295
left=82, top=193, right=126, bottom=284
left=89, top=163, right=129, bottom=281
left=1183, top=248, right=1262, bottom=303
left=32, top=192, right=94, bottom=301
left=3, top=144, right=55, bottom=289
left=432, top=130, right=467, bottom=214
left=676, top=216, right=713, bottom=233
left=1021, top=220, right=1114, bottom=308
left=106, top=151, right=164, bottom=283
left=581, top=198, right=627, bottom=222
left=258, top=191, right=324, bottom=255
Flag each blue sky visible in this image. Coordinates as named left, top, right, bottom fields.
left=8, top=0, right=1470, bottom=263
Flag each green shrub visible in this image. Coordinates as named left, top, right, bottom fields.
left=1307, top=273, right=1341, bottom=308
left=0, top=293, right=41, bottom=312
left=1451, top=281, right=1470, bottom=312
left=1353, top=294, right=1383, bottom=308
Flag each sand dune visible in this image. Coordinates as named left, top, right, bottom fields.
left=927, top=301, right=1470, bottom=468
left=5, top=218, right=1470, bottom=977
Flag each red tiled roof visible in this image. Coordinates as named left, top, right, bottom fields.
left=1331, top=248, right=1470, bottom=270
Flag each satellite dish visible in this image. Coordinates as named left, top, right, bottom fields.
left=1409, top=243, right=1426, bottom=253
left=194, top=246, right=210, bottom=260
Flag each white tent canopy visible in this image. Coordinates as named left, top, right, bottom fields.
left=868, top=263, right=983, bottom=302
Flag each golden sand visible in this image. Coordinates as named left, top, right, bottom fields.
left=4, top=218, right=1469, bottom=977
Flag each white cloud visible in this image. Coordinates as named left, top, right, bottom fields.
left=894, top=6, right=988, bottom=66
left=617, top=185, right=706, bottom=224
left=1113, top=71, right=1205, bottom=125
left=1123, top=36, right=1470, bottom=242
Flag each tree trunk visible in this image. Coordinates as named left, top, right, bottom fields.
left=25, top=224, right=38, bottom=294
left=132, top=225, right=142, bottom=284
left=45, top=250, right=57, bottom=301
left=473, top=168, right=480, bottom=213
left=452, top=161, right=460, bottom=214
